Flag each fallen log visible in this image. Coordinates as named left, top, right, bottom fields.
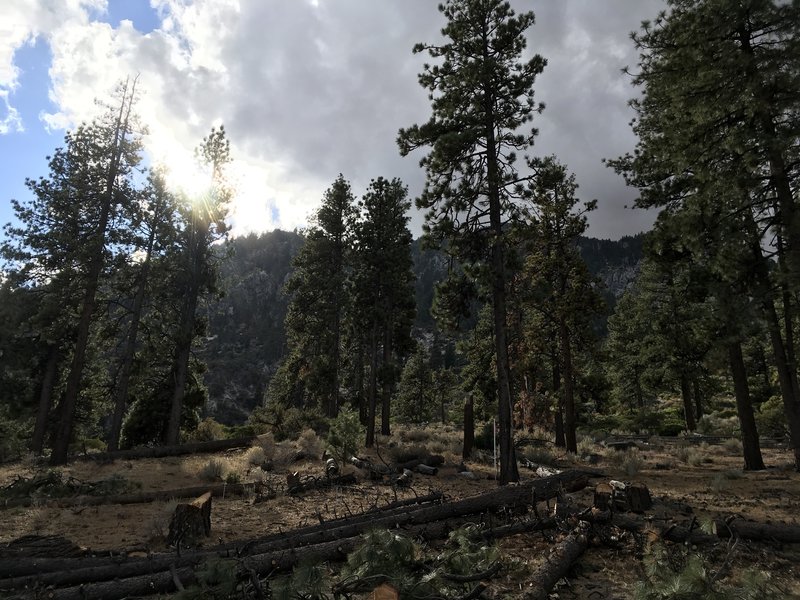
left=288, top=473, right=357, bottom=494
left=591, top=512, right=800, bottom=545
left=0, top=493, right=447, bottom=581
left=0, top=471, right=590, bottom=593
left=74, top=435, right=264, bottom=463
left=0, top=481, right=257, bottom=510
left=523, top=524, right=590, bottom=600
left=396, top=455, right=445, bottom=471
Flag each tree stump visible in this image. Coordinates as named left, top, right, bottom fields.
left=166, top=492, right=212, bottom=547
left=593, top=483, right=613, bottom=511
left=626, top=483, right=652, bottom=512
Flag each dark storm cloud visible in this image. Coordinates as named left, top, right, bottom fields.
left=237, top=0, right=664, bottom=237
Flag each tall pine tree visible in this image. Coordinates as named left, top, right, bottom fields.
left=398, top=0, right=546, bottom=484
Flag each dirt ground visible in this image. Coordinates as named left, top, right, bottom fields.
left=1, top=433, right=798, bottom=598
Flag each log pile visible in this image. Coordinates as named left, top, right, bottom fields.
left=0, top=470, right=589, bottom=599
left=2, top=468, right=798, bottom=600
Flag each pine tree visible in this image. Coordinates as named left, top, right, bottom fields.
left=2, top=79, right=142, bottom=464
left=270, top=175, right=355, bottom=417
left=351, top=177, right=415, bottom=445
left=608, top=0, right=800, bottom=468
left=107, top=168, right=179, bottom=451
left=398, top=0, right=546, bottom=484
left=517, top=157, right=604, bottom=453
left=166, top=126, right=232, bottom=445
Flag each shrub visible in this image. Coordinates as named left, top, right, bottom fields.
left=576, top=436, right=597, bottom=458
left=245, top=446, right=266, bottom=466
left=474, top=421, right=495, bottom=451
left=326, top=407, right=362, bottom=463
left=198, top=458, right=228, bottom=481
left=522, top=447, right=559, bottom=467
left=721, top=438, right=743, bottom=455
left=756, top=397, right=788, bottom=438
left=189, top=418, right=227, bottom=443
left=297, top=428, right=323, bottom=458
left=0, top=409, right=29, bottom=463
left=621, top=448, right=644, bottom=476
left=400, top=428, right=432, bottom=444
left=675, top=446, right=704, bottom=467
left=225, top=471, right=241, bottom=485
left=255, top=432, right=276, bottom=460
left=389, top=444, right=429, bottom=464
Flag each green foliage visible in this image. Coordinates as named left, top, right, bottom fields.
left=398, top=0, right=548, bottom=484
left=187, top=417, right=228, bottom=442
left=0, top=407, right=30, bottom=463
left=175, top=558, right=240, bottom=600
left=395, top=344, right=435, bottom=424
left=439, top=526, right=499, bottom=578
left=755, top=396, right=789, bottom=439
left=635, top=543, right=782, bottom=600
left=275, top=175, right=355, bottom=417
left=270, top=560, right=330, bottom=600
left=326, top=406, right=362, bottom=463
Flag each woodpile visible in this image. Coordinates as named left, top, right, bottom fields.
left=0, top=470, right=588, bottom=599
left=2, top=457, right=798, bottom=600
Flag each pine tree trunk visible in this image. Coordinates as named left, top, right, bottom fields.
left=463, top=393, right=474, bottom=460
left=692, top=378, right=703, bottom=420
left=166, top=221, right=207, bottom=446
left=380, top=325, right=392, bottom=436
left=559, top=318, right=577, bottom=453
left=365, top=323, right=378, bottom=448
left=167, top=290, right=199, bottom=446
left=761, top=296, right=800, bottom=470
left=728, top=340, right=765, bottom=470
left=552, top=358, right=565, bottom=448
left=31, top=346, right=60, bottom=454
left=108, top=227, right=155, bottom=452
left=679, top=373, right=696, bottom=431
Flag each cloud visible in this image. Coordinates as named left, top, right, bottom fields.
left=6, top=0, right=666, bottom=238
left=0, top=0, right=107, bottom=132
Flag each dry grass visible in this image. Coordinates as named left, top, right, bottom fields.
left=296, top=428, right=324, bottom=458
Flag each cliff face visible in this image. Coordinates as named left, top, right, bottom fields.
left=576, top=233, right=644, bottom=300
left=203, top=230, right=645, bottom=423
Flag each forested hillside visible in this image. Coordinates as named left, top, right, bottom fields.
left=201, top=230, right=643, bottom=425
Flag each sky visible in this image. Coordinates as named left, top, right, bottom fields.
left=0, top=0, right=665, bottom=242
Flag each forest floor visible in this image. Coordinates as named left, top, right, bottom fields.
left=0, top=428, right=798, bottom=598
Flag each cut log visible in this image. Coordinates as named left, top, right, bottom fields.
left=523, top=524, right=589, bottom=600
left=76, top=435, right=264, bottom=463
left=0, top=470, right=590, bottom=594
left=166, top=492, right=212, bottom=547
left=415, top=464, right=438, bottom=476
left=325, top=458, right=340, bottom=477
left=288, top=473, right=357, bottom=494
left=0, top=482, right=257, bottom=510
left=0, top=493, right=448, bottom=581
left=396, top=455, right=445, bottom=471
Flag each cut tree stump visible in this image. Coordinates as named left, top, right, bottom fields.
left=166, top=492, right=212, bottom=547
left=626, top=483, right=652, bottom=512
left=593, top=482, right=613, bottom=511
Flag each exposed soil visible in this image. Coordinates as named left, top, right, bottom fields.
left=1, top=433, right=798, bottom=598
